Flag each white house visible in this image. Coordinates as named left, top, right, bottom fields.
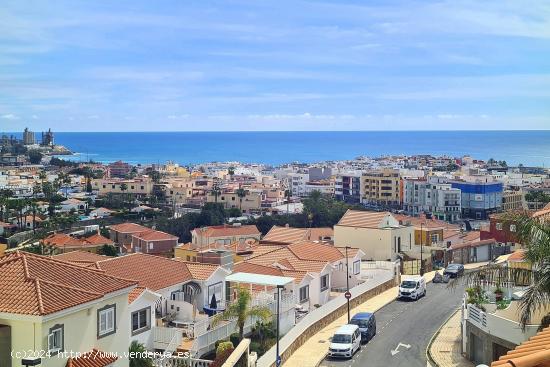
left=59, top=198, right=88, bottom=213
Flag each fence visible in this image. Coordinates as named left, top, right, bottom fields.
left=256, top=271, right=397, bottom=367
left=361, top=260, right=395, bottom=271
left=153, top=356, right=213, bottom=367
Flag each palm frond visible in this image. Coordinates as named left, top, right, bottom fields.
left=519, top=263, right=550, bottom=330
left=247, top=305, right=272, bottom=323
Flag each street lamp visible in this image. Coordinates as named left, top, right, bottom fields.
left=345, top=246, right=351, bottom=323
left=276, top=284, right=284, bottom=367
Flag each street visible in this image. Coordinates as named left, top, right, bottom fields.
left=320, top=281, right=466, bottom=367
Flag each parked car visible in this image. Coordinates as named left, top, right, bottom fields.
left=349, top=312, right=376, bottom=342
left=328, top=324, right=361, bottom=359
left=444, top=263, right=465, bottom=278
left=398, top=276, right=426, bottom=300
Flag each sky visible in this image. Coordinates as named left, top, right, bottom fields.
left=1, top=0, right=550, bottom=132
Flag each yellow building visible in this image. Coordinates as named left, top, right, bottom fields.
left=206, top=191, right=262, bottom=212
left=502, top=190, right=525, bottom=211
left=0, top=252, right=136, bottom=367
left=360, top=169, right=401, bottom=208
left=0, top=243, right=6, bottom=257
left=334, top=210, right=414, bottom=261
left=92, top=178, right=154, bottom=197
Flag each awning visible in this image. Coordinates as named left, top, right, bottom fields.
left=183, top=282, right=202, bottom=295
left=226, top=272, right=294, bottom=287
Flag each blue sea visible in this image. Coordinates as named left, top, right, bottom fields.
left=26, top=131, right=550, bottom=167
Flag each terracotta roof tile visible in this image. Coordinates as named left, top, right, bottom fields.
left=262, top=226, right=309, bottom=244
left=449, top=238, right=496, bottom=250
left=336, top=210, right=393, bottom=228
left=128, top=286, right=146, bottom=304
left=287, top=240, right=345, bottom=262
left=109, top=222, right=149, bottom=233
left=97, top=253, right=192, bottom=291
left=0, top=252, right=136, bottom=316
left=132, top=228, right=178, bottom=241
left=52, top=251, right=110, bottom=264
left=178, top=262, right=220, bottom=281
left=491, top=326, right=550, bottom=367
left=193, top=224, right=261, bottom=238
left=66, top=349, right=118, bottom=367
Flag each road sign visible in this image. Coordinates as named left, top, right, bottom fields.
left=344, top=291, right=351, bottom=299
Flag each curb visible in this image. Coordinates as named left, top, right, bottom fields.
left=425, top=308, right=460, bottom=367
left=313, top=273, right=437, bottom=367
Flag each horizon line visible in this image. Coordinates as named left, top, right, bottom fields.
left=5, top=129, right=550, bottom=133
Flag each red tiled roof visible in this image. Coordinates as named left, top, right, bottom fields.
left=52, top=251, right=110, bottom=264
left=508, top=249, right=527, bottom=262
left=43, top=233, right=113, bottom=249
left=449, top=238, right=496, bottom=250
left=66, top=349, right=118, bottom=367
left=109, top=222, right=149, bottom=233
left=336, top=210, right=392, bottom=228
left=0, top=252, right=136, bottom=316
left=132, top=228, right=178, bottom=241
left=179, top=262, right=220, bottom=280
left=192, top=224, right=261, bottom=238
left=128, top=286, right=146, bottom=304
left=262, top=226, right=309, bottom=244
left=287, top=241, right=344, bottom=262
left=491, top=326, right=550, bottom=367
left=97, top=253, right=192, bottom=291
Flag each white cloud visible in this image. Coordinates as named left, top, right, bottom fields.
left=0, top=114, right=19, bottom=120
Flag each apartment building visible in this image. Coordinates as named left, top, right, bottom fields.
left=92, top=178, right=154, bottom=197
left=334, top=172, right=362, bottom=204
left=450, top=179, right=503, bottom=220
left=206, top=190, right=262, bottom=212
left=403, top=178, right=461, bottom=222
left=360, top=169, right=401, bottom=208
left=0, top=251, right=137, bottom=367
left=501, top=190, right=525, bottom=211
left=109, top=223, right=178, bottom=256
left=107, top=160, right=132, bottom=178
left=287, top=172, right=309, bottom=197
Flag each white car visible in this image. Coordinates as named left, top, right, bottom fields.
left=398, top=276, right=426, bottom=300
left=328, top=324, right=361, bottom=359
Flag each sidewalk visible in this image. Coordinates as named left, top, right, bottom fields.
left=429, top=311, right=473, bottom=367
left=284, top=271, right=437, bottom=367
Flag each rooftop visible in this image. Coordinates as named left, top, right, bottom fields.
left=336, top=210, right=395, bottom=229
left=0, top=251, right=136, bottom=316
left=491, top=326, right=550, bottom=367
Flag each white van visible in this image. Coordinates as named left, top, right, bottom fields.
left=398, top=276, right=426, bottom=300
left=328, top=324, right=361, bottom=358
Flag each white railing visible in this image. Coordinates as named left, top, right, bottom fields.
left=153, top=356, right=213, bottom=367
left=466, top=303, right=539, bottom=346
left=257, top=271, right=395, bottom=367
left=362, top=260, right=398, bottom=271
left=153, top=326, right=181, bottom=350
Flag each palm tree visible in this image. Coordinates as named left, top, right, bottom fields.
left=129, top=341, right=153, bottom=367
left=235, top=188, right=247, bottom=211
left=212, top=286, right=272, bottom=340
left=285, top=189, right=292, bottom=215
left=458, top=212, right=550, bottom=328
left=211, top=181, right=221, bottom=203
left=120, top=183, right=128, bottom=210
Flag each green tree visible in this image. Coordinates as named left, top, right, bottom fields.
left=212, top=286, right=271, bottom=340
left=98, top=244, right=118, bottom=256
left=120, top=183, right=128, bottom=209
left=459, top=213, right=550, bottom=328
left=28, top=150, right=43, bottom=164
left=128, top=341, right=153, bottom=367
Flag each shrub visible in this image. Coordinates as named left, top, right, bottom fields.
left=229, top=332, right=241, bottom=347
left=216, top=341, right=234, bottom=357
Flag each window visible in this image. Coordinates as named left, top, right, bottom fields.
left=148, top=242, right=154, bottom=250
left=353, top=260, right=361, bottom=275
left=299, top=285, right=309, bottom=303
left=48, top=324, right=64, bottom=354
left=141, top=186, right=144, bottom=190
left=320, top=274, right=329, bottom=291
left=510, top=224, right=517, bottom=232
left=97, top=304, right=116, bottom=338
left=431, top=234, right=439, bottom=244
left=496, top=222, right=503, bottom=231
left=131, top=307, right=150, bottom=335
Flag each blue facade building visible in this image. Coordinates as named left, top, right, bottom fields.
left=450, top=181, right=503, bottom=220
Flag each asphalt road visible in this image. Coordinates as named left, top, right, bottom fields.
left=320, top=281, right=466, bottom=367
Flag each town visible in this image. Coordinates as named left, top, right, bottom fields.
left=1, top=127, right=549, bottom=367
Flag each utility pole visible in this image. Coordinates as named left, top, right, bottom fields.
left=420, top=222, right=424, bottom=276
left=346, top=246, right=350, bottom=323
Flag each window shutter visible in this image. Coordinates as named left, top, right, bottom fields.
left=48, top=333, right=54, bottom=350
